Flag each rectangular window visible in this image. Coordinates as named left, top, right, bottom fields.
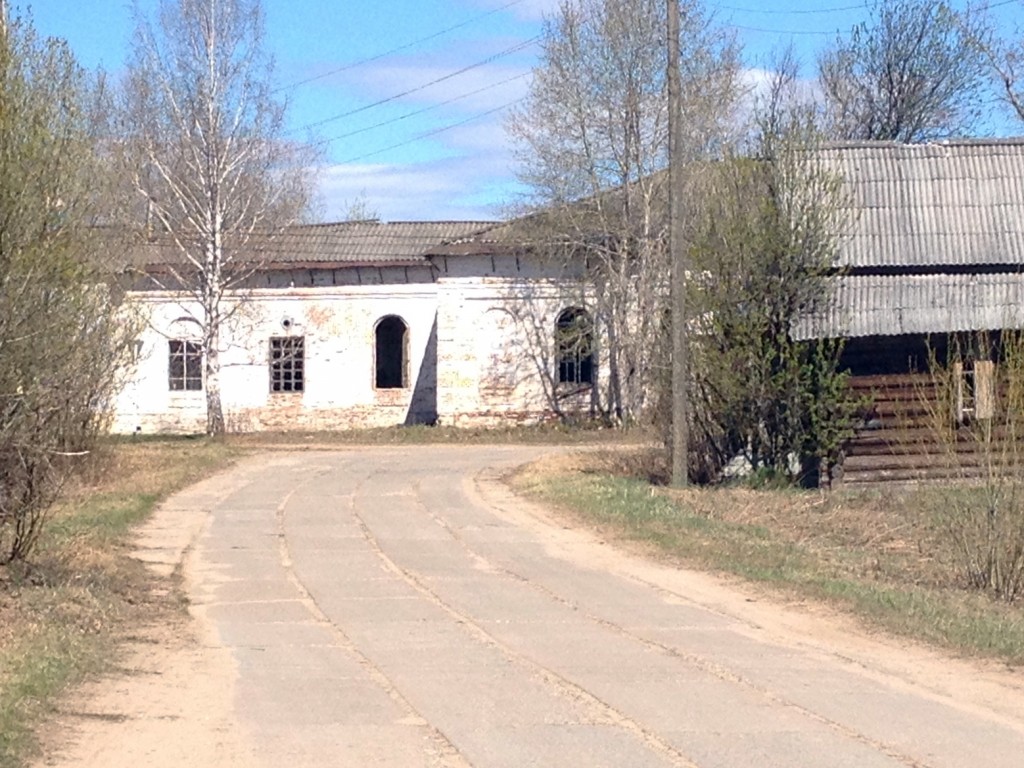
left=556, top=308, right=595, bottom=385
left=270, top=336, right=305, bottom=393
left=955, top=359, right=996, bottom=422
left=168, top=340, right=202, bottom=391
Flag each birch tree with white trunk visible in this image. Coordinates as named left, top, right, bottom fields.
left=121, top=0, right=314, bottom=434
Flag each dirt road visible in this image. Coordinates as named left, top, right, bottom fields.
left=36, top=447, right=1024, bottom=767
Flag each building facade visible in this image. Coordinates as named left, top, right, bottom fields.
left=112, top=221, right=601, bottom=433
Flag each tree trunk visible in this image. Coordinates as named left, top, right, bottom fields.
left=205, top=341, right=225, bottom=435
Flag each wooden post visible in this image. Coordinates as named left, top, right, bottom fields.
left=668, top=0, right=689, bottom=487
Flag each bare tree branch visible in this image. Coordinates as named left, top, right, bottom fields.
left=507, top=0, right=741, bottom=424
left=818, top=0, right=988, bottom=142
left=118, top=0, right=317, bottom=434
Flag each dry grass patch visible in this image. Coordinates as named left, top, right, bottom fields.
left=0, top=437, right=240, bottom=768
left=512, top=447, right=1024, bottom=664
left=228, top=423, right=652, bottom=449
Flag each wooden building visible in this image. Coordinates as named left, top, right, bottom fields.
left=795, top=139, right=1024, bottom=483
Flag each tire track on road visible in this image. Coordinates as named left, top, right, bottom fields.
left=445, top=466, right=934, bottom=768
left=273, top=463, right=471, bottom=768
left=343, top=468, right=702, bottom=768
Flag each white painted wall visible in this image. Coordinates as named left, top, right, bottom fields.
left=112, top=256, right=598, bottom=434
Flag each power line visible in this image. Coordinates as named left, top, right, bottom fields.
left=272, top=0, right=529, bottom=94
left=715, top=0, right=1016, bottom=13
left=728, top=23, right=833, bottom=35
left=712, top=1, right=869, bottom=14
left=339, top=99, right=521, bottom=165
left=718, top=0, right=1018, bottom=34
left=314, top=71, right=530, bottom=149
left=289, top=37, right=538, bottom=135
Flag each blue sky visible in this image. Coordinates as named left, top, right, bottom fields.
left=14, top=0, right=1024, bottom=222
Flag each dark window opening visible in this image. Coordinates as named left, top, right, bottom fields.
left=556, top=308, right=594, bottom=385
left=168, top=340, right=202, bottom=391
left=375, top=316, right=408, bottom=389
left=270, top=336, right=305, bottom=392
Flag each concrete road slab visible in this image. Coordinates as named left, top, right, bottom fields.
left=132, top=446, right=1024, bottom=767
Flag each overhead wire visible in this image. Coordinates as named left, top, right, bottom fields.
left=300, top=0, right=1022, bottom=167
left=711, top=1, right=870, bottom=13
left=728, top=24, right=833, bottom=35
left=713, top=0, right=1016, bottom=13
left=313, top=71, right=530, bottom=149
left=719, top=1, right=1019, bottom=42
left=272, top=0, right=530, bottom=94
left=289, top=36, right=538, bottom=135
left=339, top=99, right=523, bottom=164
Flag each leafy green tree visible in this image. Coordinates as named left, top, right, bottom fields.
left=687, top=91, right=856, bottom=486
left=0, top=12, right=136, bottom=562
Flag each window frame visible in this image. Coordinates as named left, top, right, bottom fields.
left=168, top=339, right=203, bottom=392
left=269, top=336, right=305, bottom=393
left=555, top=307, right=595, bottom=386
left=954, top=358, right=996, bottom=422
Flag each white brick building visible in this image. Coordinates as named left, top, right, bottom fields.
left=113, top=221, right=600, bottom=434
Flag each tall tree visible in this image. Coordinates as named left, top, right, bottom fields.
left=981, top=4, right=1024, bottom=123
left=507, top=0, right=740, bottom=423
left=818, top=0, right=988, bottom=142
left=0, top=12, right=136, bottom=561
left=120, top=0, right=314, bottom=435
left=686, top=70, right=855, bottom=485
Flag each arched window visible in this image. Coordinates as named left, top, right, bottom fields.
left=167, top=317, right=203, bottom=392
left=555, top=307, right=594, bottom=385
left=375, top=315, right=408, bottom=389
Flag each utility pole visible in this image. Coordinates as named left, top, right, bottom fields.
left=0, top=0, right=7, bottom=39
left=667, top=0, right=689, bottom=487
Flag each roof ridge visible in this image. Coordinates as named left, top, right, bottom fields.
left=291, top=219, right=500, bottom=228
left=822, top=137, right=1024, bottom=150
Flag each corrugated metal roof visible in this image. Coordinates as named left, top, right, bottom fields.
left=131, top=221, right=500, bottom=268
left=825, top=140, right=1024, bottom=268
left=795, top=273, right=1024, bottom=339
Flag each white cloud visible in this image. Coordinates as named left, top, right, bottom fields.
left=739, top=67, right=821, bottom=107
left=310, top=53, right=531, bottom=222
left=468, top=0, right=561, bottom=22
left=319, top=152, right=519, bottom=222
left=345, top=60, right=533, bottom=113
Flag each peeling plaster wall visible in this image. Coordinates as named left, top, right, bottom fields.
left=436, top=276, right=566, bottom=427
left=433, top=255, right=603, bottom=427
left=113, top=284, right=440, bottom=433
left=112, top=257, right=592, bottom=434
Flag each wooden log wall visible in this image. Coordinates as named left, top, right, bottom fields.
left=840, top=372, right=1022, bottom=484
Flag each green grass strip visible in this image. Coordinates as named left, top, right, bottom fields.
left=517, top=470, right=1024, bottom=665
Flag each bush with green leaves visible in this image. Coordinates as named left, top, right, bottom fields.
left=0, top=15, right=136, bottom=563
left=683, top=114, right=858, bottom=486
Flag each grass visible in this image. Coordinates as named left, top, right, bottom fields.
left=511, top=449, right=1024, bottom=665
left=227, top=422, right=649, bottom=447
left=0, top=437, right=240, bottom=768
left=0, top=425, right=633, bottom=766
